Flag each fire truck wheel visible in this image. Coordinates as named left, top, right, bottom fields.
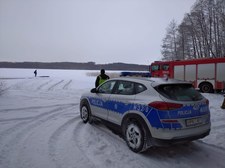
left=199, top=82, right=213, bottom=93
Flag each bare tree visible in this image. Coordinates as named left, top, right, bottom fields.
left=161, top=20, right=179, bottom=60
left=161, top=0, right=225, bottom=60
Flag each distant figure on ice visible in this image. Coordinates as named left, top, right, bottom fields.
left=95, top=69, right=110, bottom=88
left=34, top=70, right=37, bottom=77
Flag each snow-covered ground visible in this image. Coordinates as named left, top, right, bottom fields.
left=0, top=68, right=225, bottom=168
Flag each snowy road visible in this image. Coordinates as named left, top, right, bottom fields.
left=0, top=69, right=225, bottom=168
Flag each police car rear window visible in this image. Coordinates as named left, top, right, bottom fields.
left=155, top=84, right=203, bottom=101
left=135, top=83, right=147, bottom=94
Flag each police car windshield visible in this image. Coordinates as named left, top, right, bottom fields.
left=155, top=84, right=203, bottom=101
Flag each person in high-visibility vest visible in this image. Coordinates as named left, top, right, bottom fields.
left=95, top=69, right=110, bottom=88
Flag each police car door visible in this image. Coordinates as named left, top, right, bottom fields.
left=107, top=80, right=135, bottom=125
left=92, top=80, right=116, bottom=120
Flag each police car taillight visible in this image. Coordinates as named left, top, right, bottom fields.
left=148, top=101, right=183, bottom=110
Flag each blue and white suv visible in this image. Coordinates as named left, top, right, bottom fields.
left=80, top=77, right=211, bottom=152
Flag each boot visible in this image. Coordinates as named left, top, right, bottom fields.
left=221, top=96, right=225, bottom=109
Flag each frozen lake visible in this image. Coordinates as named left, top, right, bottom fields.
left=0, top=68, right=225, bottom=168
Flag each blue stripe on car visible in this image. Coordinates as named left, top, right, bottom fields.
left=88, top=97, right=209, bottom=129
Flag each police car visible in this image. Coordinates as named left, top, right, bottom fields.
left=80, top=77, right=211, bottom=152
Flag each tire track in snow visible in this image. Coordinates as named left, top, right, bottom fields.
left=72, top=120, right=156, bottom=168
left=7, top=80, right=27, bottom=90
left=0, top=103, right=78, bottom=113
left=9, top=79, right=40, bottom=91
left=197, top=140, right=225, bottom=151
left=47, top=116, right=96, bottom=168
left=0, top=105, right=75, bottom=168
left=0, top=104, right=78, bottom=138
left=0, top=117, right=34, bottom=122
left=47, top=80, right=64, bottom=91
left=141, top=141, right=225, bottom=168
left=62, top=80, right=72, bottom=90
left=72, top=119, right=225, bottom=168
left=72, top=120, right=100, bottom=168
left=0, top=106, right=63, bottom=138
left=211, top=117, right=225, bottom=130
left=212, top=123, right=225, bottom=130
left=0, top=121, right=29, bottom=140
left=36, top=79, right=53, bottom=90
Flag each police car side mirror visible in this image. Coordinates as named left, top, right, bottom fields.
left=91, top=88, right=98, bottom=93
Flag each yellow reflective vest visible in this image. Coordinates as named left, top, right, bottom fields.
left=99, top=76, right=106, bottom=85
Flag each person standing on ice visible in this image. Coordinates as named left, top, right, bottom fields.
left=95, top=69, right=110, bottom=88
left=34, top=70, right=37, bottom=77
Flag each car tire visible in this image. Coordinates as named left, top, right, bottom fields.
left=80, top=100, right=93, bottom=124
left=124, top=119, right=145, bottom=153
left=199, top=82, right=213, bottom=93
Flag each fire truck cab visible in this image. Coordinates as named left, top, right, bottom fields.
left=150, top=58, right=225, bottom=93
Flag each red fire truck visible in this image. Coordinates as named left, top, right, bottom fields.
left=150, top=57, right=225, bottom=93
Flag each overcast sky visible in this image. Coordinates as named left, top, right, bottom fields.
left=0, top=0, right=196, bottom=65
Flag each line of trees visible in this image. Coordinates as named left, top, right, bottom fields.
left=161, top=0, right=225, bottom=61
left=0, top=62, right=149, bottom=71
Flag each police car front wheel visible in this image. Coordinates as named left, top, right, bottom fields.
left=81, top=105, right=89, bottom=123
left=80, top=101, right=93, bottom=124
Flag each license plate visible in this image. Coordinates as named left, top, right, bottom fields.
left=186, top=118, right=202, bottom=127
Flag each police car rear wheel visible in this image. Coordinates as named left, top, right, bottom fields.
left=125, top=120, right=144, bottom=153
